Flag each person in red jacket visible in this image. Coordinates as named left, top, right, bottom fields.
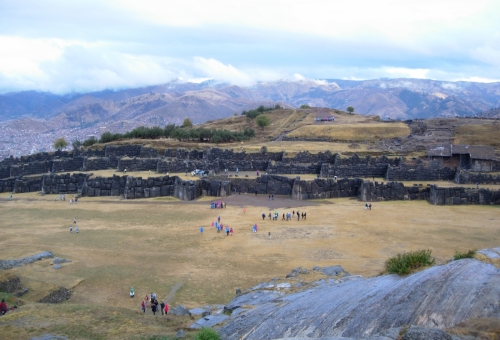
left=164, top=303, right=169, bottom=315
left=0, top=299, right=8, bottom=315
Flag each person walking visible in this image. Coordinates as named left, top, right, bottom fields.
left=69, top=226, right=73, bottom=233
left=262, top=213, right=265, bottom=220
left=164, top=303, right=169, bottom=315
left=369, top=203, right=372, bottom=210
left=297, top=211, right=300, bottom=220
left=282, top=213, right=285, bottom=220
left=141, top=300, right=146, bottom=313
left=73, top=217, right=77, bottom=224
left=268, top=212, right=271, bottom=220
left=230, top=227, right=234, bottom=236
left=75, top=227, right=79, bottom=233
left=151, top=302, right=157, bottom=315
left=303, top=212, right=307, bottom=220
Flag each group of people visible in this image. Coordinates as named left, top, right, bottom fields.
left=70, top=217, right=80, bottom=233
left=141, top=293, right=168, bottom=316
left=364, top=203, right=373, bottom=210
left=261, top=210, right=306, bottom=221
left=208, top=217, right=234, bottom=236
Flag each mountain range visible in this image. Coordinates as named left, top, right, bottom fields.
left=1, top=78, right=500, bottom=158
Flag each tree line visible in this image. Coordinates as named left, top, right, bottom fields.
left=68, top=124, right=256, bottom=149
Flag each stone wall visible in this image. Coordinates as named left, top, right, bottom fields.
left=386, top=165, right=456, bottom=181
left=157, top=159, right=212, bottom=174
left=358, top=181, right=430, bottom=202
left=230, top=175, right=296, bottom=195
left=84, top=157, right=110, bottom=171
left=268, top=162, right=321, bottom=175
left=41, top=173, right=90, bottom=194
left=429, top=185, right=500, bottom=205
left=218, top=160, right=269, bottom=172
left=292, top=178, right=363, bottom=199
left=105, top=145, right=142, bottom=157
left=0, top=166, right=10, bottom=179
left=52, top=157, right=85, bottom=173
left=0, top=178, right=16, bottom=193
left=117, top=157, right=159, bottom=172
left=14, top=176, right=43, bottom=193
left=282, top=151, right=333, bottom=163
left=455, top=169, right=500, bottom=185
left=10, top=161, right=53, bottom=177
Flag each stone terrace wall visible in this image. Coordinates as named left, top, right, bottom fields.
left=455, top=170, right=500, bottom=185
left=429, top=185, right=500, bottom=205
left=268, top=162, right=321, bottom=175
left=14, top=176, right=43, bottom=193
left=358, top=181, right=430, bottom=202
left=139, top=147, right=159, bottom=158
left=105, top=145, right=142, bottom=157
left=230, top=175, right=296, bottom=195
left=41, top=173, right=90, bottom=194
left=117, top=158, right=159, bottom=172
left=0, top=178, right=16, bottom=193
left=283, top=151, right=334, bottom=163
left=10, top=161, right=53, bottom=177
left=291, top=178, right=363, bottom=199
left=83, top=157, right=110, bottom=171
left=157, top=159, right=212, bottom=174
left=218, top=160, right=268, bottom=172
left=52, top=157, right=85, bottom=173
left=386, top=165, right=456, bottom=181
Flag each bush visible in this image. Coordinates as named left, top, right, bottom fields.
left=385, top=249, right=435, bottom=275
left=453, top=249, right=476, bottom=260
left=194, top=327, right=220, bottom=340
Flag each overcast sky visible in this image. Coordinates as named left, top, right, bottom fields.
left=1, top=0, right=499, bottom=93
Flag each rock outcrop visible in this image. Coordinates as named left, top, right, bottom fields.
left=218, top=248, right=500, bottom=339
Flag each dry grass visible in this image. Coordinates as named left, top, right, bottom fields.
left=287, top=122, right=410, bottom=142
left=0, top=192, right=499, bottom=338
left=453, top=122, right=500, bottom=152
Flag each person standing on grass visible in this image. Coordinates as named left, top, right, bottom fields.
left=75, top=227, right=79, bottom=233
left=73, top=217, right=77, bottom=224
left=69, top=226, right=73, bottom=233
left=141, top=300, right=146, bottom=313
left=1, top=299, right=8, bottom=315
left=164, top=303, right=169, bottom=315
left=230, top=227, right=234, bottom=236
left=151, top=301, right=157, bottom=315
left=369, top=203, right=372, bottom=210
left=303, top=212, right=307, bottom=220
left=262, top=213, right=265, bottom=220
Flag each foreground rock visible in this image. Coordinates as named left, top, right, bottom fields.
left=38, top=287, right=71, bottom=303
left=0, top=252, right=54, bottom=270
left=218, top=248, right=500, bottom=339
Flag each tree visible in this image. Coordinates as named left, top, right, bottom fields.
left=255, top=114, right=271, bottom=130
left=72, top=139, right=82, bottom=150
left=300, top=104, right=311, bottom=109
left=182, top=118, right=193, bottom=127
left=347, top=106, right=355, bottom=114
left=53, top=137, right=68, bottom=151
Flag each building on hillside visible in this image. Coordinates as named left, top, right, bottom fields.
left=427, top=144, right=498, bottom=171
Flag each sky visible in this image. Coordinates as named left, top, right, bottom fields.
left=0, top=0, right=499, bottom=94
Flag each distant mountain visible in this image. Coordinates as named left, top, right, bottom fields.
left=1, top=78, right=500, bottom=158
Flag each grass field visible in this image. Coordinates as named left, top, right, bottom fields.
left=0, top=192, right=499, bottom=339
left=454, top=123, right=500, bottom=151
left=286, top=122, right=411, bottom=142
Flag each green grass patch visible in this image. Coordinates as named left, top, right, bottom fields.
left=385, top=249, right=435, bottom=275
left=453, top=249, right=477, bottom=261
left=194, top=327, right=220, bottom=340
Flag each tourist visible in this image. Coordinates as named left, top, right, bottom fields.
left=218, top=216, right=220, bottom=222
left=269, top=195, right=271, bottom=200
left=226, top=227, right=230, bottom=236
left=297, top=211, right=300, bottom=220
left=141, top=300, right=146, bottom=313
left=369, top=203, right=372, bottom=210
left=160, top=301, right=165, bottom=315
left=69, top=226, right=73, bottom=233
left=236, top=167, right=239, bottom=174
left=200, top=226, right=204, bottom=234
left=262, top=213, right=265, bottom=220
left=73, top=217, right=77, bottom=224
left=164, top=303, right=169, bottom=315
left=130, top=287, right=135, bottom=298
left=151, top=302, right=157, bottom=315
left=9, top=194, right=12, bottom=200
left=75, top=227, right=79, bottom=233
left=268, top=212, right=271, bottom=220
left=243, top=207, right=247, bottom=214
left=365, top=203, right=368, bottom=210
left=268, top=232, right=271, bottom=239
left=272, top=194, right=274, bottom=200
left=230, top=227, right=234, bottom=236
left=282, top=213, right=285, bottom=220
left=224, top=202, right=226, bottom=209
left=303, top=212, right=307, bottom=220
left=1, top=299, right=8, bottom=315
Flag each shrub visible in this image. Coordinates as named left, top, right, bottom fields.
left=453, top=249, right=476, bottom=260
left=385, top=249, right=435, bottom=275
left=194, top=327, right=220, bottom=340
